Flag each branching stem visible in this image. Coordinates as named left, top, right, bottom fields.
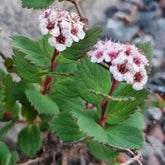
left=98, top=79, right=119, bottom=126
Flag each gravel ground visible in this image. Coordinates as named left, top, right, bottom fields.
left=0, top=0, right=165, bottom=165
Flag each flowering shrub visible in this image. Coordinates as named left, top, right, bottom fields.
left=0, top=0, right=152, bottom=164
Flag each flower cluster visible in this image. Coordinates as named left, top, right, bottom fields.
left=39, top=9, right=85, bottom=51
left=89, top=40, right=149, bottom=90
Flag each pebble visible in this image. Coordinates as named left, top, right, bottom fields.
left=147, top=154, right=160, bottom=165
left=143, top=136, right=164, bottom=158
left=152, top=49, right=165, bottom=68
left=137, top=11, right=155, bottom=26
left=148, top=107, right=162, bottom=121
left=144, top=18, right=165, bottom=35
left=104, top=18, right=138, bottom=42
left=133, top=34, right=153, bottom=44
left=149, top=124, right=165, bottom=143
left=160, top=0, right=165, bottom=8
left=155, top=31, right=165, bottom=49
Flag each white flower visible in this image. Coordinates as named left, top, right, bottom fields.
left=110, top=65, right=125, bottom=81
left=91, top=49, right=105, bottom=63
left=49, top=26, right=60, bottom=37
left=39, top=9, right=52, bottom=21
left=90, top=41, right=106, bottom=63
left=48, top=32, right=73, bottom=51
left=104, top=41, right=124, bottom=62
left=132, top=68, right=148, bottom=90
left=70, top=25, right=85, bottom=42
left=39, top=20, right=49, bottom=35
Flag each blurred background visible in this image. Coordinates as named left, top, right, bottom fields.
left=0, top=0, right=165, bottom=164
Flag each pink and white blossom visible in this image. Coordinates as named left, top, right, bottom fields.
left=132, top=68, right=148, bottom=90
left=48, top=31, right=73, bottom=52
left=39, top=8, right=85, bottom=51
left=89, top=40, right=149, bottom=90
left=90, top=41, right=106, bottom=63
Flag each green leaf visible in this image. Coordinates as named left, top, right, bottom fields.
left=0, top=118, right=18, bottom=140
left=22, top=106, right=38, bottom=122
left=4, top=75, right=16, bottom=110
left=11, top=36, right=50, bottom=68
left=56, top=53, right=75, bottom=64
left=61, top=27, right=102, bottom=60
left=122, top=111, right=143, bottom=130
left=50, top=76, right=79, bottom=98
left=106, top=112, right=144, bottom=149
left=0, top=83, right=5, bottom=120
left=106, top=83, right=149, bottom=124
left=55, top=63, right=77, bottom=74
left=38, top=35, right=54, bottom=58
left=7, top=103, right=19, bottom=118
left=49, top=86, right=83, bottom=111
left=4, top=58, right=15, bottom=73
left=22, top=0, right=56, bottom=9
left=25, top=87, right=59, bottom=115
left=9, top=151, right=18, bottom=165
left=0, top=142, right=11, bottom=165
left=88, top=141, right=117, bottom=162
left=50, top=112, right=84, bottom=142
left=50, top=94, right=83, bottom=112
left=50, top=63, right=78, bottom=98
left=13, top=81, right=33, bottom=106
left=72, top=110, right=109, bottom=143
left=13, top=50, right=42, bottom=83
left=18, top=125, right=42, bottom=157
left=0, top=69, right=6, bottom=82
left=74, top=57, right=111, bottom=104
left=39, top=114, right=52, bottom=131
left=84, top=110, right=99, bottom=122
left=156, top=94, right=165, bottom=109
left=136, top=42, right=152, bottom=72
left=56, top=78, right=78, bottom=97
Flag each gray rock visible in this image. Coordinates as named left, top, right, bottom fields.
left=147, top=155, right=161, bottom=165
left=144, top=18, right=165, bottom=35
left=148, top=75, right=165, bottom=93
left=0, top=0, right=41, bottom=58
left=133, top=34, right=154, bottom=44
left=143, top=136, right=164, bottom=159
left=152, top=49, right=165, bottom=68
left=103, top=18, right=139, bottom=42
left=137, top=11, right=155, bottom=26
left=155, top=31, right=165, bottom=49
left=5, top=123, right=26, bottom=143
left=147, top=107, right=162, bottom=121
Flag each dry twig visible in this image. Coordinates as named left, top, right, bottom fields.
left=119, top=153, right=142, bottom=165
left=65, top=0, right=89, bottom=30
left=0, top=51, right=6, bottom=60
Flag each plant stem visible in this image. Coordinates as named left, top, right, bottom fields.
left=98, top=79, right=119, bottom=126
left=119, top=153, right=142, bottom=165
left=41, top=49, right=59, bottom=95
left=0, top=51, right=6, bottom=60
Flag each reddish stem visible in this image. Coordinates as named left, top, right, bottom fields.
left=41, top=49, right=59, bottom=95
left=98, top=79, right=119, bottom=126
